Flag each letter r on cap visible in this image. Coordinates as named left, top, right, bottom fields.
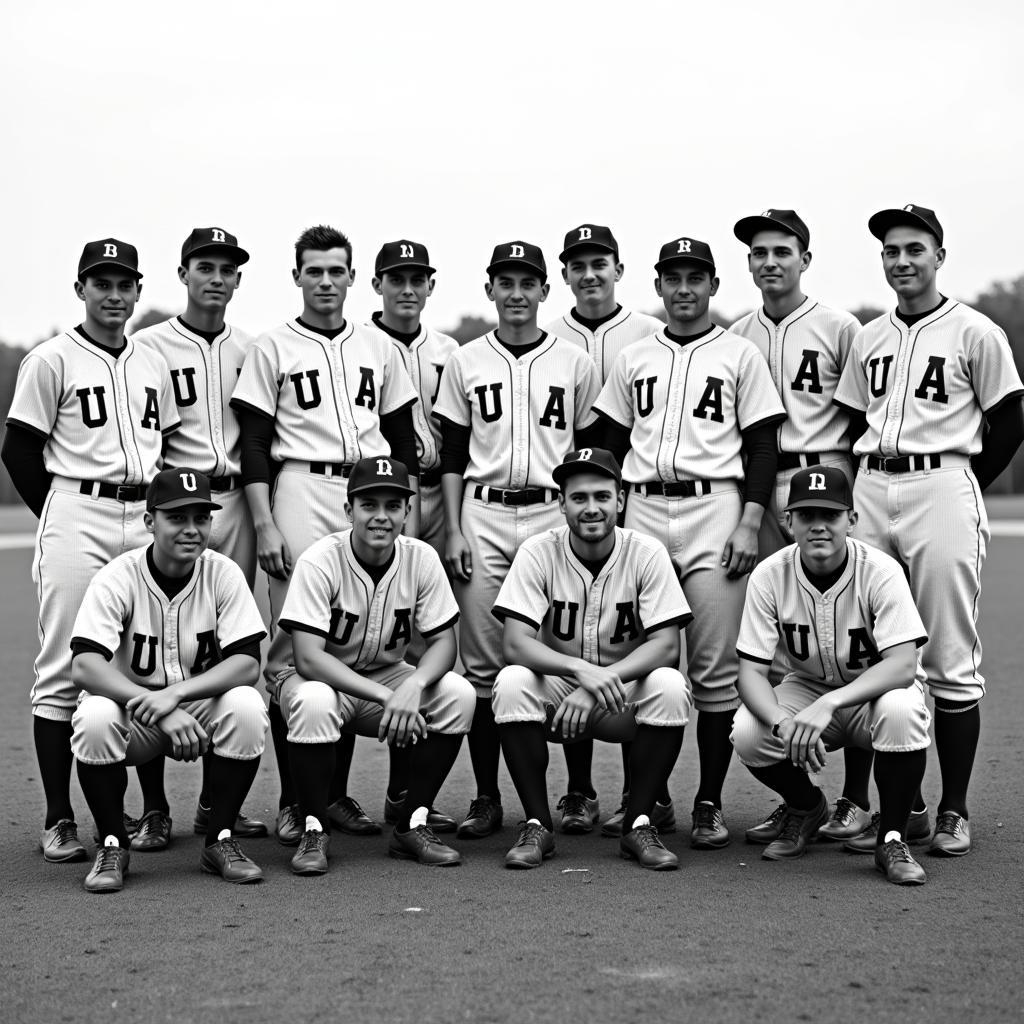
left=677, top=239, right=692, bottom=253
left=809, top=473, right=825, bottom=490
left=376, top=458, right=393, bottom=476
left=211, top=229, right=226, bottom=243
left=104, top=243, right=118, bottom=258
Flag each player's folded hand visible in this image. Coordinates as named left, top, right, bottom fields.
left=722, top=523, right=758, bottom=579
left=574, top=664, right=627, bottom=714
left=551, top=689, right=597, bottom=740
left=786, top=704, right=831, bottom=773
left=445, top=531, right=472, bottom=582
left=126, top=688, right=181, bottom=727
left=257, top=522, right=292, bottom=580
left=379, top=684, right=428, bottom=747
left=157, top=708, right=209, bottom=762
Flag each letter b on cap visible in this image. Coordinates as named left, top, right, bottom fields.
left=578, top=227, right=592, bottom=241
left=577, top=448, right=593, bottom=461
left=103, top=243, right=118, bottom=258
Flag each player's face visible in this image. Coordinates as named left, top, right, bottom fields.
left=786, top=507, right=857, bottom=570
left=747, top=231, right=810, bottom=298
left=655, top=265, right=718, bottom=324
left=346, top=490, right=410, bottom=556
left=145, top=507, right=213, bottom=571
left=373, top=269, right=434, bottom=319
left=74, top=272, right=142, bottom=328
left=485, top=270, right=550, bottom=327
left=881, top=227, right=945, bottom=302
left=562, top=249, right=623, bottom=308
left=559, top=473, right=624, bottom=546
left=293, top=248, right=354, bottom=315
left=180, top=254, right=241, bottom=311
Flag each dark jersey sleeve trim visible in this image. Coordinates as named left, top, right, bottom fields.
left=277, top=619, right=330, bottom=639
left=742, top=412, right=787, bottom=433
left=737, top=649, right=773, bottom=666
left=221, top=632, right=267, bottom=660
left=71, top=638, right=114, bottom=661
left=229, top=397, right=276, bottom=420
left=879, top=635, right=928, bottom=653
left=4, top=417, right=50, bottom=440
left=645, top=613, right=693, bottom=634
left=491, top=606, right=541, bottom=629
left=982, top=388, right=1024, bottom=416
left=420, top=613, right=460, bottom=638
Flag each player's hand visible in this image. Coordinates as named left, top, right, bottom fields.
left=156, top=709, right=209, bottom=762
left=126, top=688, right=181, bottom=726
left=257, top=522, right=292, bottom=580
left=551, top=688, right=598, bottom=740
left=785, top=701, right=833, bottom=773
left=445, top=530, right=473, bottom=582
left=571, top=662, right=627, bottom=714
left=379, top=679, right=428, bottom=747
left=722, top=523, right=758, bottom=579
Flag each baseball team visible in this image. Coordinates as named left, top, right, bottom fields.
left=4, top=207, right=1022, bottom=894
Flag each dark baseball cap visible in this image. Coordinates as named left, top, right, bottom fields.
left=146, top=468, right=222, bottom=512
left=785, top=466, right=853, bottom=512
left=375, top=239, right=435, bottom=276
left=486, top=241, right=547, bottom=278
left=868, top=204, right=944, bottom=246
left=78, top=238, right=142, bottom=280
left=552, top=448, right=623, bottom=489
left=559, top=224, right=618, bottom=263
left=655, top=237, right=716, bottom=275
left=181, top=227, right=250, bottom=267
left=347, top=456, right=416, bottom=498
left=733, top=209, right=810, bottom=250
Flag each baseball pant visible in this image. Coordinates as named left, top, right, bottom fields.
left=418, top=483, right=445, bottom=563
left=207, top=485, right=257, bottom=589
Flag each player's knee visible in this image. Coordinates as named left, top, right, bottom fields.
left=870, top=686, right=932, bottom=751
left=438, top=672, right=476, bottom=732
left=71, top=695, right=128, bottom=763
left=492, top=665, right=542, bottom=721
left=639, top=667, right=692, bottom=726
left=730, top=705, right=775, bottom=765
left=215, top=687, right=270, bottom=756
left=285, top=679, right=342, bottom=742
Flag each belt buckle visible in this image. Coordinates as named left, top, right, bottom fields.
left=115, top=485, right=135, bottom=501
left=881, top=457, right=901, bottom=473
left=501, top=490, right=515, bottom=506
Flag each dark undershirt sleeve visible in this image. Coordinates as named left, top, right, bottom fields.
left=438, top=417, right=471, bottom=476
left=379, top=404, right=419, bottom=478
left=237, top=408, right=276, bottom=485
left=844, top=409, right=868, bottom=468
left=972, top=397, right=1024, bottom=491
left=595, top=411, right=633, bottom=467
left=740, top=422, right=779, bottom=507
left=1, top=424, right=51, bottom=517
left=574, top=420, right=604, bottom=451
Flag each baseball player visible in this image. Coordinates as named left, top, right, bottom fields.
left=834, top=205, right=1024, bottom=858
left=729, top=209, right=873, bottom=846
left=2, top=239, right=180, bottom=863
left=543, top=224, right=665, bottom=836
left=492, top=448, right=692, bottom=870
left=732, top=466, right=931, bottom=885
left=593, top=237, right=785, bottom=850
left=433, top=240, right=602, bottom=839
left=274, top=457, right=475, bottom=873
left=70, top=469, right=270, bottom=892
left=231, top=225, right=421, bottom=844
left=134, top=226, right=267, bottom=842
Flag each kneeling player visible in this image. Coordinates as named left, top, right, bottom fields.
left=70, top=470, right=270, bottom=893
left=275, top=457, right=474, bottom=874
left=731, top=467, right=931, bottom=885
left=492, top=449, right=692, bottom=870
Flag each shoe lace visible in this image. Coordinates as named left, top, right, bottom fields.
left=339, top=797, right=367, bottom=818
left=881, top=838, right=914, bottom=864
left=632, top=823, right=661, bottom=849
left=859, top=811, right=881, bottom=838
left=557, top=793, right=588, bottom=817
left=54, top=820, right=78, bottom=843
left=693, top=804, right=718, bottom=829
left=298, top=830, right=325, bottom=855
left=467, top=797, right=492, bottom=820
left=831, top=797, right=856, bottom=825
left=767, top=804, right=786, bottom=826
left=514, top=821, right=546, bottom=847
left=777, top=809, right=807, bottom=845
left=95, top=846, right=123, bottom=872
left=935, top=811, right=962, bottom=836
left=413, top=825, right=441, bottom=845
left=138, top=811, right=169, bottom=837
left=217, top=837, right=246, bottom=862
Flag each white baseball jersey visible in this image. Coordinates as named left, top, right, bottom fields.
left=431, top=333, right=601, bottom=489
left=230, top=319, right=417, bottom=463
left=71, top=547, right=267, bottom=690
left=7, top=331, right=180, bottom=483
left=543, top=308, right=663, bottom=382
left=730, top=299, right=859, bottom=453
left=493, top=526, right=691, bottom=665
left=737, top=538, right=927, bottom=688
left=277, top=531, right=459, bottom=673
left=134, top=317, right=252, bottom=477
left=834, top=300, right=1024, bottom=456
left=593, top=328, right=786, bottom=482
left=365, top=318, right=458, bottom=472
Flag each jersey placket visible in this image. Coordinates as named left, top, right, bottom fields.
left=408, top=340, right=435, bottom=467
left=115, top=352, right=143, bottom=485
left=814, top=590, right=838, bottom=684
left=510, top=351, right=532, bottom=488
left=880, top=326, right=912, bottom=456
left=162, top=594, right=184, bottom=688
left=657, top=348, right=686, bottom=481
left=206, top=339, right=227, bottom=477
left=580, top=578, right=602, bottom=663
left=329, top=337, right=358, bottom=465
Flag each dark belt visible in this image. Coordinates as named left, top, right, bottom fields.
left=208, top=475, right=240, bottom=492
left=419, top=467, right=442, bottom=487
left=79, top=481, right=146, bottom=502
left=473, top=485, right=555, bottom=506
left=632, top=479, right=711, bottom=498
left=309, top=462, right=354, bottom=477
left=864, top=454, right=943, bottom=474
left=777, top=452, right=823, bottom=471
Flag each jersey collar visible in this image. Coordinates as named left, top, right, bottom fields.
left=792, top=538, right=856, bottom=597
left=560, top=524, right=623, bottom=580
left=757, top=296, right=816, bottom=332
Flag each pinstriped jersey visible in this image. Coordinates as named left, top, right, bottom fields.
left=134, top=318, right=251, bottom=477
left=71, top=547, right=267, bottom=690
left=834, top=300, right=1024, bottom=457
left=6, top=331, right=180, bottom=485
left=543, top=308, right=663, bottom=383
left=730, top=299, right=859, bottom=454
left=593, top=328, right=786, bottom=483
left=277, top=531, right=459, bottom=674
left=431, top=333, right=601, bottom=489
left=493, top=526, right=691, bottom=666
left=230, top=319, right=418, bottom=464
left=738, top=538, right=927, bottom=688
left=365, top=318, right=458, bottom=473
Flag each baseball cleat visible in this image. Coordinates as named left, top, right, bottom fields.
left=457, top=796, right=504, bottom=839
left=383, top=792, right=458, bottom=834
left=40, top=819, right=87, bottom=863
left=290, top=829, right=330, bottom=875
left=275, top=804, right=303, bottom=847
left=505, top=821, right=555, bottom=869
left=388, top=825, right=462, bottom=866
left=556, top=792, right=600, bottom=834
left=929, top=811, right=971, bottom=857
left=744, top=803, right=787, bottom=845
left=601, top=795, right=676, bottom=838
left=690, top=802, right=731, bottom=849
left=84, top=841, right=130, bottom=893
left=130, top=810, right=173, bottom=852
left=92, top=813, right=140, bottom=846
left=762, top=793, right=829, bottom=860
left=619, top=824, right=678, bottom=871
left=193, top=803, right=269, bottom=839
left=843, top=809, right=931, bottom=854
left=816, top=797, right=873, bottom=841
left=200, top=837, right=264, bottom=884
left=874, top=838, right=927, bottom=885
left=327, top=796, right=382, bottom=836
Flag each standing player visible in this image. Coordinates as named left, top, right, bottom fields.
left=543, top=224, right=665, bottom=836
left=134, top=226, right=267, bottom=842
left=729, top=209, right=873, bottom=845
left=433, top=241, right=602, bottom=839
left=70, top=469, right=270, bottom=892
left=834, top=205, right=1024, bottom=857
left=275, top=457, right=474, bottom=873
left=231, top=225, right=420, bottom=844
left=593, top=237, right=785, bottom=850
left=2, top=239, right=180, bottom=863
left=492, top=449, right=692, bottom=870
left=732, top=467, right=931, bottom=885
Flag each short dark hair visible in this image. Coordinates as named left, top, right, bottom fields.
left=295, top=225, right=353, bottom=272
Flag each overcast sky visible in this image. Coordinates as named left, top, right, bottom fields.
left=3, top=0, right=1021, bottom=344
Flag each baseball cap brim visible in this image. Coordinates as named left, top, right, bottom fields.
left=868, top=209, right=942, bottom=245
left=733, top=215, right=809, bottom=249
left=654, top=255, right=715, bottom=275
left=79, top=260, right=143, bottom=280
left=552, top=461, right=621, bottom=488
left=376, top=260, right=436, bottom=276
left=347, top=481, right=416, bottom=498
left=558, top=240, right=617, bottom=264
left=486, top=258, right=546, bottom=277
left=149, top=496, right=222, bottom=512
left=183, top=243, right=251, bottom=266
left=784, top=497, right=852, bottom=512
